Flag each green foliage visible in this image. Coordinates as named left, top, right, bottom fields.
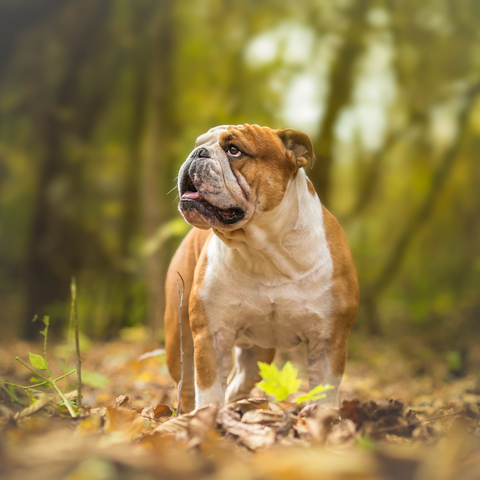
left=80, top=370, right=110, bottom=390
left=256, top=361, right=333, bottom=404
left=356, top=435, right=379, bottom=451
left=142, top=218, right=192, bottom=256
left=446, top=351, right=462, bottom=372
left=0, top=316, right=78, bottom=417
left=295, top=384, right=334, bottom=404
left=28, top=352, right=47, bottom=371
left=256, top=361, right=302, bottom=402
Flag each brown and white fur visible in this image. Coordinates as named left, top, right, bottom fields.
left=165, top=124, right=358, bottom=412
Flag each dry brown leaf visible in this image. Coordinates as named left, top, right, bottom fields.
left=151, top=404, right=218, bottom=443
left=187, top=403, right=220, bottom=448
left=304, top=407, right=338, bottom=444
left=75, top=415, right=102, bottom=435
left=232, top=398, right=271, bottom=413
left=14, top=394, right=54, bottom=420
left=217, top=402, right=276, bottom=450
left=140, top=403, right=155, bottom=419
left=153, top=412, right=194, bottom=436
left=153, top=403, right=173, bottom=419
left=63, top=390, right=78, bottom=401
left=115, top=394, right=136, bottom=410
left=2, top=338, right=480, bottom=480
left=339, top=399, right=419, bottom=438
left=241, top=409, right=292, bottom=436
left=241, top=409, right=284, bottom=425
left=88, top=407, right=107, bottom=417
left=327, top=419, right=357, bottom=449
left=103, top=407, right=147, bottom=440
left=139, top=403, right=172, bottom=421
left=251, top=445, right=378, bottom=480
left=294, top=416, right=310, bottom=439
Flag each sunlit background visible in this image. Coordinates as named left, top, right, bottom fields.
left=1, top=0, right=479, bottom=373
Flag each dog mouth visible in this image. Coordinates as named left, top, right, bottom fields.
left=180, top=176, right=245, bottom=225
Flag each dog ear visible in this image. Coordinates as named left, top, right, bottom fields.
left=277, top=128, right=316, bottom=169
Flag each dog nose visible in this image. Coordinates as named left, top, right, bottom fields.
left=196, top=147, right=210, bottom=158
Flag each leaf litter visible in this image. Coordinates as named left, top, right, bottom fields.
left=1, top=338, right=480, bottom=480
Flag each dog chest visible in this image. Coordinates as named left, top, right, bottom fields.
left=200, top=262, right=333, bottom=350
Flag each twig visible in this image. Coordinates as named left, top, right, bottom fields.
left=41, top=318, right=51, bottom=379
left=71, top=278, right=82, bottom=410
left=376, top=410, right=464, bottom=434
left=1, top=369, right=76, bottom=390
left=176, top=272, right=185, bottom=416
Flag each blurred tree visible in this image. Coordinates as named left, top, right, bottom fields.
left=0, top=0, right=479, bottom=363
left=310, top=0, right=370, bottom=207
left=141, top=0, right=177, bottom=336
left=23, top=0, right=113, bottom=338
left=0, top=0, right=66, bottom=76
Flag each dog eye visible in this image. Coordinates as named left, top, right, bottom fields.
left=228, top=145, right=242, bottom=157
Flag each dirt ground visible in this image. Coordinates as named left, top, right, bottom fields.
left=1, top=330, right=479, bottom=480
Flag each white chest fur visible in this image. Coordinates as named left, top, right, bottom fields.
left=199, top=170, right=334, bottom=350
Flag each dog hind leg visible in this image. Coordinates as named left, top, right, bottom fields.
left=165, top=229, right=212, bottom=413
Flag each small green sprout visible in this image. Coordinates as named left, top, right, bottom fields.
left=255, top=360, right=334, bottom=404
left=0, top=316, right=78, bottom=417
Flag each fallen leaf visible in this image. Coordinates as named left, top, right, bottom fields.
left=217, top=401, right=276, bottom=450
left=115, top=394, right=136, bottom=411
left=64, top=390, right=79, bottom=401
left=186, top=403, right=219, bottom=448
left=14, top=394, right=54, bottom=420
left=153, top=412, right=193, bottom=436
left=76, top=415, right=102, bottom=435
left=153, top=403, right=173, bottom=419
left=304, top=407, right=338, bottom=444
left=104, top=407, right=147, bottom=440
left=327, top=419, right=357, bottom=449
left=339, top=399, right=419, bottom=438
left=241, top=408, right=292, bottom=435
left=241, top=409, right=284, bottom=425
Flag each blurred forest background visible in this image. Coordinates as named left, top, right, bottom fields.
left=1, top=0, right=479, bottom=372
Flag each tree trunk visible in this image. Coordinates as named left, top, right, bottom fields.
left=23, top=1, right=111, bottom=338
left=310, top=0, right=369, bottom=207
left=141, top=0, right=178, bottom=337
left=362, top=81, right=480, bottom=335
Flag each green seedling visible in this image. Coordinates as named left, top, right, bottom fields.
left=0, top=316, right=78, bottom=417
left=256, top=361, right=334, bottom=404
left=255, top=361, right=301, bottom=402
left=295, top=383, right=334, bottom=404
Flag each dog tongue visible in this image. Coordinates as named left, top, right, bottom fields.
left=182, top=191, right=201, bottom=200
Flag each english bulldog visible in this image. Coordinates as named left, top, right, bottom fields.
left=165, top=124, right=359, bottom=412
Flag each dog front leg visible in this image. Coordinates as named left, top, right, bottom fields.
left=225, top=346, right=276, bottom=403
left=305, top=337, right=347, bottom=407
left=192, top=326, right=235, bottom=408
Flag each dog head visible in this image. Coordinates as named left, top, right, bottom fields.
left=178, top=124, right=315, bottom=231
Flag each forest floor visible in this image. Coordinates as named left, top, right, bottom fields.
left=0, top=328, right=479, bottom=480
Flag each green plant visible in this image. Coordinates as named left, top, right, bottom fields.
left=255, top=361, right=334, bottom=404
left=0, top=316, right=78, bottom=417
left=446, top=350, right=462, bottom=372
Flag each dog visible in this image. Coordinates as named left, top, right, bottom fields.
left=165, top=124, right=359, bottom=412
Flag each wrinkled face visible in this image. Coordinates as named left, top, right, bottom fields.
left=178, top=124, right=314, bottom=231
